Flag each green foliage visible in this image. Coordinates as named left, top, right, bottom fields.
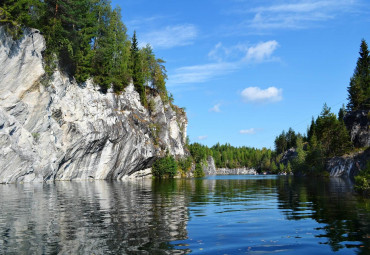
left=188, top=143, right=210, bottom=163
left=188, top=142, right=280, bottom=173
left=286, top=162, right=292, bottom=173
left=194, top=163, right=205, bottom=178
left=149, top=123, right=161, bottom=145
left=355, top=160, right=370, bottom=195
left=130, top=31, right=146, bottom=105
left=275, top=128, right=301, bottom=154
left=0, top=0, right=43, bottom=39
left=291, top=136, right=307, bottom=173
left=338, top=104, right=346, bottom=122
left=32, top=132, right=40, bottom=142
left=152, top=155, right=177, bottom=179
left=148, top=98, right=156, bottom=114
left=274, top=103, right=353, bottom=175
left=314, top=104, right=353, bottom=158
left=347, top=39, right=370, bottom=111
left=177, top=157, right=193, bottom=177
left=1, top=0, right=170, bottom=104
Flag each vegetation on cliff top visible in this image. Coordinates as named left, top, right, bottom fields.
left=274, top=40, right=370, bottom=191
left=0, top=0, right=169, bottom=105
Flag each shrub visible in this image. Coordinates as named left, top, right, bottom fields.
left=355, top=161, right=370, bottom=195
left=152, top=155, right=177, bottom=178
left=194, top=163, right=205, bottom=178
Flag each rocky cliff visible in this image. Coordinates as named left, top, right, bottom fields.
left=327, top=149, right=370, bottom=177
left=326, top=110, right=370, bottom=177
left=0, top=27, right=188, bottom=183
left=200, top=156, right=257, bottom=176
left=344, top=110, right=370, bottom=148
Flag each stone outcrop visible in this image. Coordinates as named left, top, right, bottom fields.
left=202, top=156, right=217, bottom=176
left=0, top=27, right=187, bottom=183
left=280, top=148, right=297, bottom=165
left=201, top=156, right=257, bottom=176
left=216, top=168, right=257, bottom=175
left=326, top=110, right=369, bottom=177
left=344, top=110, right=370, bottom=148
left=327, top=149, right=370, bottom=177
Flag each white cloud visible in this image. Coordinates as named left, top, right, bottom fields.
left=241, top=86, right=283, bottom=103
left=240, top=128, right=257, bottom=134
left=141, top=24, right=197, bottom=49
left=126, top=16, right=166, bottom=28
left=169, top=40, right=279, bottom=85
left=245, top=41, right=279, bottom=62
left=169, top=62, right=238, bottom=85
left=208, top=42, right=230, bottom=62
left=209, top=103, right=221, bottom=113
left=208, top=41, right=279, bottom=63
left=247, top=0, right=358, bottom=30
left=252, top=1, right=333, bottom=13
left=197, top=135, right=208, bottom=141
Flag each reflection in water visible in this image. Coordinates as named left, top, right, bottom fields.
left=0, top=180, right=189, bottom=254
left=0, top=176, right=369, bottom=254
left=277, top=177, right=370, bottom=255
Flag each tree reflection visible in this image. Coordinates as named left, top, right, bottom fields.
left=276, top=177, right=370, bottom=254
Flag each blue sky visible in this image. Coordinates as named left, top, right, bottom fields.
left=112, top=0, right=370, bottom=149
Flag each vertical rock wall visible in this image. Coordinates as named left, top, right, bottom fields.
left=0, top=27, right=187, bottom=183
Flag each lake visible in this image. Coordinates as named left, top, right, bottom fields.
left=0, top=175, right=369, bottom=254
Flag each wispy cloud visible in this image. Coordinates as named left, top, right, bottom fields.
left=209, top=103, right=222, bottom=113
left=244, top=40, right=279, bottom=62
left=241, top=86, right=283, bottom=103
left=126, top=16, right=167, bottom=29
left=169, top=62, right=238, bottom=85
left=197, top=135, right=208, bottom=141
left=169, top=40, right=279, bottom=85
left=233, top=0, right=359, bottom=30
left=240, top=128, right=257, bottom=134
left=140, top=24, right=198, bottom=49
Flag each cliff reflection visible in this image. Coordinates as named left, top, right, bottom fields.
left=1, top=176, right=369, bottom=254
left=0, top=180, right=190, bottom=254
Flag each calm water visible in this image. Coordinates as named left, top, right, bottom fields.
left=0, top=176, right=369, bottom=254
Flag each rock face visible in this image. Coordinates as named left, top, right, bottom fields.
left=0, top=27, right=187, bottom=183
left=202, top=156, right=217, bottom=176
left=216, top=168, right=257, bottom=175
left=280, top=148, right=297, bottom=165
left=327, top=149, right=370, bottom=177
left=201, top=156, right=257, bottom=176
left=344, top=110, right=370, bottom=148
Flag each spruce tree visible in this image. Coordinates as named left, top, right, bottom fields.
left=338, top=104, right=346, bottom=122
left=130, top=31, right=146, bottom=106
left=347, top=39, right=370, bottom=111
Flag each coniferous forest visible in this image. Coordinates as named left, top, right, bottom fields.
left=188, top=40, right=370, bottom=193
left=0, top=0, right=169, bottom=105
left=1, top=1, right=369, bottom=192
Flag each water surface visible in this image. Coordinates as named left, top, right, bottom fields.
left=0, top=176, right=369, bottom=254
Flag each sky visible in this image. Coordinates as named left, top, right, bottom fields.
left=112, top=0, right=370, bottom=149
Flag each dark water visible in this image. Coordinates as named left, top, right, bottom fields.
left=0, top=176, right=369, bottom=254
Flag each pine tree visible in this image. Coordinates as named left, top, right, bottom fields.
left=130, top=31, right=146, bottom=105
left=338, top=104, right=346, bottom=122
left=347, top=39, right=370, bottom=111
left=0, top=0, right=43, bottom=38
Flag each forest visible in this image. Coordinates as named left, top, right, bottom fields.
left=0, top=0, right=169, bottom=106
left=187, top=40, right=370, bottom=192
left=1, top=1, right=369, bottom=190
